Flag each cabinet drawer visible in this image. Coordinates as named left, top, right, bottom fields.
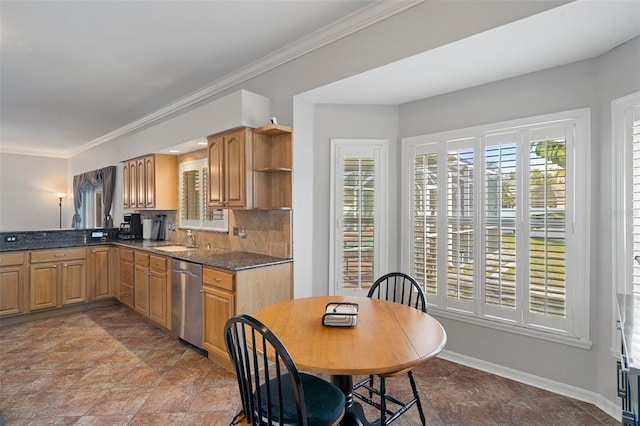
left=149, top=255, right=167, bottom=272
left=120, top=247, right=134, bottom=262
left=30, top=247, right=86, bottom=263
left=134, top=251, right=149, bottom=266
left=203, top=267, right=234, bottom=291
left=0, top=252, right=25, bottom=266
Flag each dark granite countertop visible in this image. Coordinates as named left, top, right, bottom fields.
left=617, top=293, right=640, bottom=375
left=114, top=240, right=291, bottom=271
left=0, top=229, right=291, bottom=272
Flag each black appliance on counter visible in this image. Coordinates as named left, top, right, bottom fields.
left=118, top=213, right=142, bottom=240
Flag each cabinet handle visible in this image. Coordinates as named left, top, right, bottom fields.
left=53, top=264, right=57, bottom=268
left=63, top=264, right=68, bottom=268
left=54, top=253, right=66, bottom=257
left=91, top=250, right=96, bottom=253
left=215, top=277, right=221, bottom=282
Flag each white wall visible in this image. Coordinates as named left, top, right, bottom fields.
left=0, top=154, right=70, bottom=231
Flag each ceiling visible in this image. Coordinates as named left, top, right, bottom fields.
left=2, top=1, right=639, bottom=159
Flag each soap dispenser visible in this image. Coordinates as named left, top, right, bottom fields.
left=185, top=229, right=197, bottom=248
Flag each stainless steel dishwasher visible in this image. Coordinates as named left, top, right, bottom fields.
left=171, top=259, right=204, bottom=350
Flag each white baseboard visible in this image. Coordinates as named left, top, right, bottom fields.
left=438, top=350, right=620, bottom=421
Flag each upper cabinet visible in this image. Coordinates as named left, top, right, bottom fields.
left=122, top=154, right=177, bottom=210
left=252, top=124, right=292, bottom=210
left=207, top=127, right=253, bottom=209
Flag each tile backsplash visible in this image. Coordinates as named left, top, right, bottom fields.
left=157, top=210, right=291, bottom=259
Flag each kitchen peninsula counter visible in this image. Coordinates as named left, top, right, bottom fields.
left=115, top=240, right=291, bottom=271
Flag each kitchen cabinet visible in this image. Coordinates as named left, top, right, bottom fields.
left=89, top=246, right=114, bottom=301
left=202, top=268, right=235, bottom=360
left=133, top=250, right=170, bottom=328
left=118, top=247, right=135, bottom=308
left=202, top=262, right=292, bottom=367
left=29, top=247, right=87, bottom=311
left=0, top=252, right=27, bottom=317
left=207, top=127, right=252, bottom=209
left=252, top=124, right=292, bottom=210
left=122, top=154, right=177, bottom=210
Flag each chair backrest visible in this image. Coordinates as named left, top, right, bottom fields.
left=368, top=272, right=427, bottom=313
left=224, top=314, right=307, bottom=425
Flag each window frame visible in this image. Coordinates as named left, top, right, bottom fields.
left=401, top=108, right=591, bottom=348
left=329, top=139, right=388, bottom=296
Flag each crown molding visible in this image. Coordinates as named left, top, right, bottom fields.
left=0, top=146, right=71, bottom=159
left=70, top=0, right=422, bottom=158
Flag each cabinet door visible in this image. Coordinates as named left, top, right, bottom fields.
left=202, top=285, right=234, bottom=359
left=0, top=265, right=24, bottom=316
left=148, top=269, right=168, bottom=327
left=129, top=160, right=138, bottom=208
left=134, top=264, right=150, bottom=316
left=30, top=263, right=58, bottom=310
left=123, top=162, right=131, bottom=208
left=61, top=259, right=87, bottom=305
left=144, top=155, right=155, bottom=208
left=208, top=135, right=225, bottom=206
left=225, top=130, right=247, bottom=208
left=135, top=157, right=146, bottom=208
left=90, top=247, right=111, bottom=300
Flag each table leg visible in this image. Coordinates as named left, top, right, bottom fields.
left=331, top=375, right=374, bottom=426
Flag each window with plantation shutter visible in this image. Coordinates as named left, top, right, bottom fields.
left=402, top=109, right=590, bottom=346
left=179, top=159, right=228, bottom=232
left=613, top=92, right=640, bottom=297
left=330, top=140, right=388, bottom=296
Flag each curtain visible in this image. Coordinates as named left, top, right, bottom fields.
left=101, top=166, right=116, bottom=228
left=71, top=166, right=116, bottom=229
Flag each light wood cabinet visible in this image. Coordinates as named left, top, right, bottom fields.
left=252, top=124, right=292, bottom=210
left=134, top=251, right=150, bottom=316
left=0, top=252, right=27, bottom=317
left=202, top=262, right=292, bottom=366
left=118, top=247, right=135, bottom=308
left=29, top=248, right=87, bottom=311
left=122, top=154, right=177, bottom=209
left=208, top=127, right=252, bottom=208
left=131, top=250, right=170, bottom=328
left=89, top=246, right=113, bottom=300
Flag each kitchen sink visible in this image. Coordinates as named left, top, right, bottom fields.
left=154, top=245, right=196, bottom=252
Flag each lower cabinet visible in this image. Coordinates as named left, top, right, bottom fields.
left=202, top=262, right=292, bottom=366
left=130, top=249, right=170, bottom=329
left=29, top=248, right=87, bottom=311
left=118, top=248, right=135, bottom=309
left=0, top=252, right=27, bottom=317
left=89, top=246, right=114, bottom=301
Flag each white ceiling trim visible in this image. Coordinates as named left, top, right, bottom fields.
left=72, top=0, right=422, bottom=158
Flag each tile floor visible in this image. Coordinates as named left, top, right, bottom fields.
left=0, top=305, right=618, bottom=425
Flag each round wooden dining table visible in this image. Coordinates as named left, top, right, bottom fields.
left=252, top=295, right=447, bottom=426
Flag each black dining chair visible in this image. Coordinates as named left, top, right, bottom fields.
left=353, top=272, right=427, bottom=425
left=224, top=314, right=345, bottom=426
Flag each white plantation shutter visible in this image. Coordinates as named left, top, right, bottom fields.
left=412, top=149, right=439, bottom=297
left=179, top=159, right=228, bottom=231
left=403, top=109, right=589, bottom=343
left=483, top=133, right=518, bottom=320
left=445, top=141, right=475, bottom=312
left=632, top=106, right=640, bottom=295
left=330, top=140, right=388, bottom=295
left=342, top=157, right=375, bottom=289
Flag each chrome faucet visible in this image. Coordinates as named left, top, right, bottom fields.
left=185, top=229, right=197, bottom=248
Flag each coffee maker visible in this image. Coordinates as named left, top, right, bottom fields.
left=118, top=213, right=142, bottom=239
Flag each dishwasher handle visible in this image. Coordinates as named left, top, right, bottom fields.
left=172, top=269, right=201, bottom=279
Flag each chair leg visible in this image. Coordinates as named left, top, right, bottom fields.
left=368, top=374, right=374, bottom=399
left=407, top=371, right=426, bottom=425
left=379, top=376, right=387, bottom=426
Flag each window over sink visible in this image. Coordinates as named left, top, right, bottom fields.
left=179, top=158, right=229, bottom=232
